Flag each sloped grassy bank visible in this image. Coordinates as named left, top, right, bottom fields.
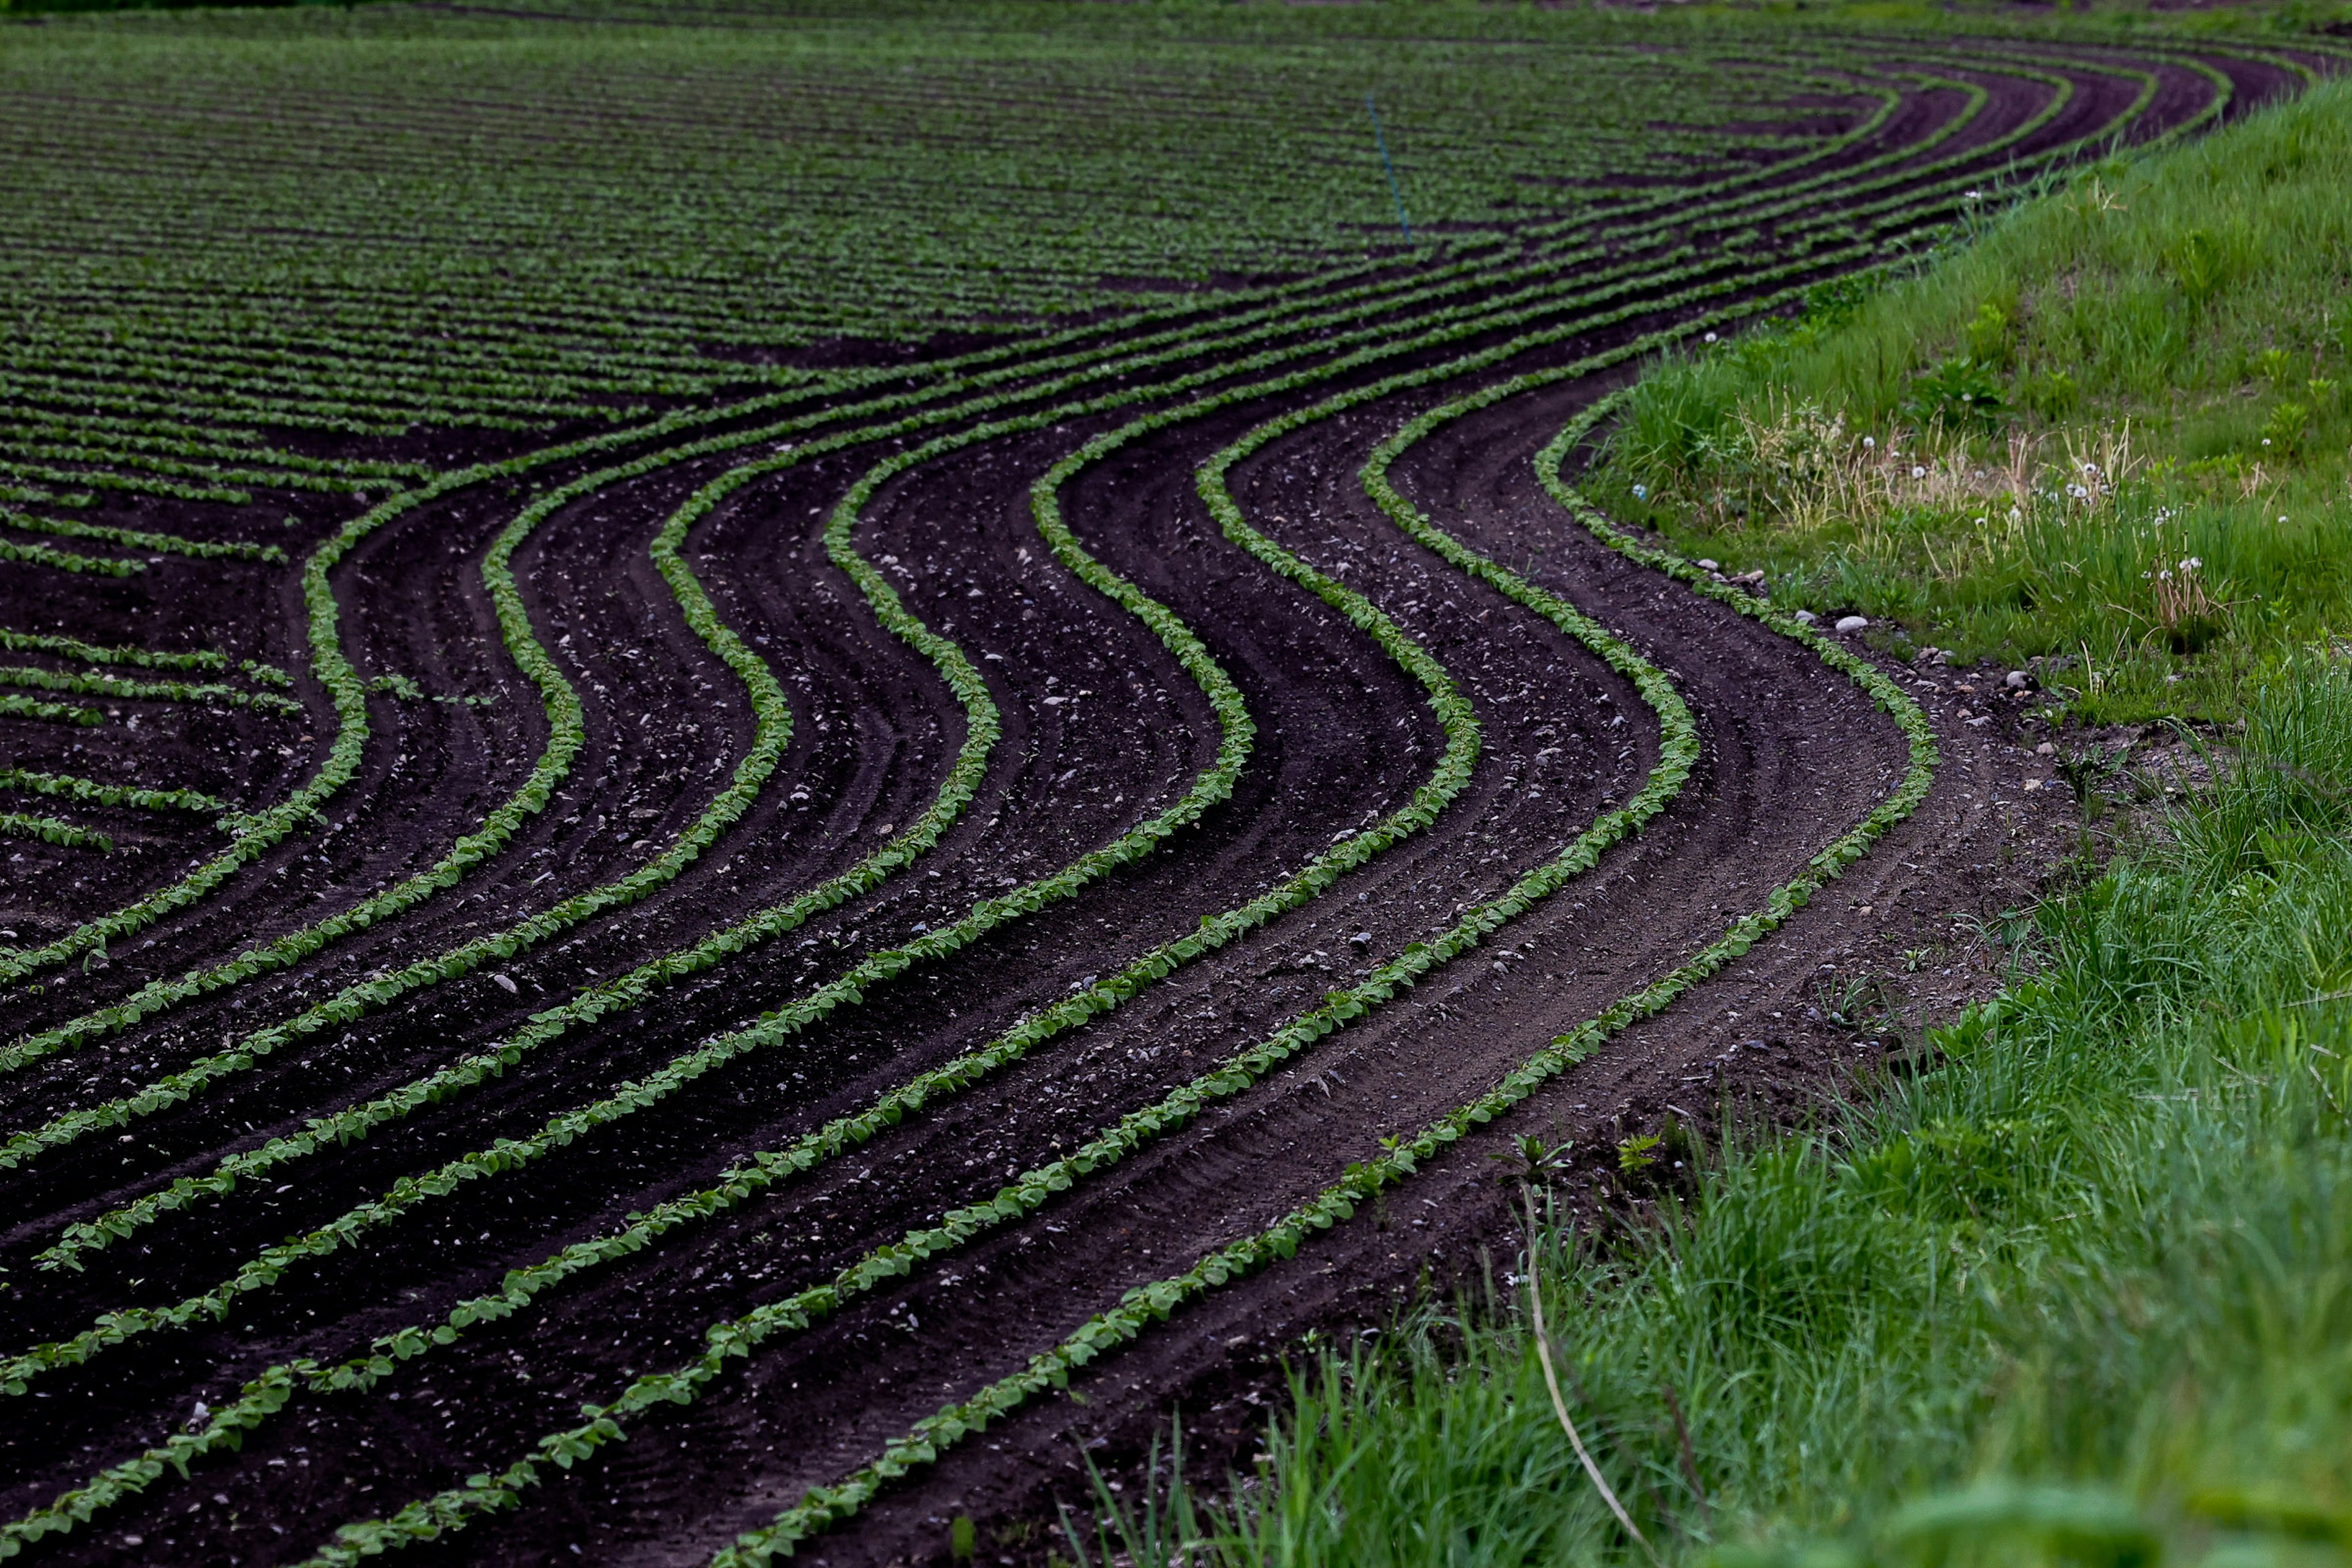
left=1595, top=74, right=2352, bottom=725
left=1072, top=72, right=2352, bottom=1568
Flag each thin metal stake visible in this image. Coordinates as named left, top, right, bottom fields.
left=1366, top=93, right=1412, bottom=243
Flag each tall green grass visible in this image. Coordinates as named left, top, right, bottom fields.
left=1595, top=76, right=2352, bottom=723
left=1069, top=660, right=2352, bottom=1568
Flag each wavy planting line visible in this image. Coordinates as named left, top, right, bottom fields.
left=314, top=225, right=1986, bottom=1565
left=13, top=221, right=1863, bottom=1254
left=0, top=426, right=680, bottom=990
left=0, top=694, right=102, bottom=727
left=0, top=262, right=1359, bottom=1046
left=0, top=197, right=1793, bottom=1533
left=0, top=209, right=1533, bottom=1012
left=0, top=629, right=226, bottom=673
left=266, top=335, right=1716, bottom=1568
left=0, top=536, right=140, bottom=576
left=10, top=266, right=1498, bottom=1237
left=713, top=334, right=1945, bottom=1568
left=0, top=665, right=299, bottom=715
left=0, top=307, right=1588, bottom=1540
left=0, top=813, right=110, bottom=854
left=0, top=507, right=287, bottom=564
left=0, top=268, right=1313, bottom=995
left=0, top=211, right=1868, bottom=1027
left=256, top=195, right=1975, bottom=1559
left=0, top=64, right=2183, bottom=1542
left=31, top=238, right=1556, bottom=1261
left=0, top=769, right=227, bottom=816
left=1, top=164, right=1882, bottom=1223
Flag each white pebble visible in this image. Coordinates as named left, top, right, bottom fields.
left=1793, top=610, right=1819, bottom=625
left=1834, top=615, right=1869, bottom=635
left=1695, top=558, right=1720, bottom=572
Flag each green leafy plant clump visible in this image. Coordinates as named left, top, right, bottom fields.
left=1597, top=74, right=2352, bottom=721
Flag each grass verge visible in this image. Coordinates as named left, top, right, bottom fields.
left=1592, top=74, right=2352, bottom=725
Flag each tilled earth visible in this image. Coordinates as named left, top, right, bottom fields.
left=0, top=36, right=2325, bottom=1568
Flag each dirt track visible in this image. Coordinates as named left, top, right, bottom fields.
left=0, top=38, right=2328, bottom=1568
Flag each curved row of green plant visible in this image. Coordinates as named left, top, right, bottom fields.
left=0, top=271, right=1433, bottom=1547
left=6, top=127, right=2026, bottom=1183
left=0, top=813, right=109, bottom=854
left=0, top=243, right=1392, bottom=992
left=715, top=304, right=1943, bottom=1568
left=279, top=266, right=1736, bottom=1568
left=0, top=418, right=671, bottom=989
left=0, top=119, right=1964, bottom=1226
left=0, top=238, right=1444, bottom=1037
left=0, top=167, right=1601, bottom=1017
left=0, top=113, right=1886, bottom=1521
left=0, top=768, right=225, bottom=816
left=0, top=628, right=225, bottom=673
left=0, top=664, right=298, bottom=715
left=0, top=694, right=100, bottom=726
left=0, top=505, right=287, bottom=564
left=290, top=115, right=2081, bottom=1546
left=24, top=243, right=1583, bottom=1262
left=0, top=535, right=138, bottom=577
left=0, top=43, right=2201, bottom=1551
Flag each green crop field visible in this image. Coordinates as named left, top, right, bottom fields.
left=0, top=4, right=2345, bottom=1566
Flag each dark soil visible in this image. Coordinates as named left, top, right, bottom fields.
left=0, top=37, right=2309, bottom=1568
